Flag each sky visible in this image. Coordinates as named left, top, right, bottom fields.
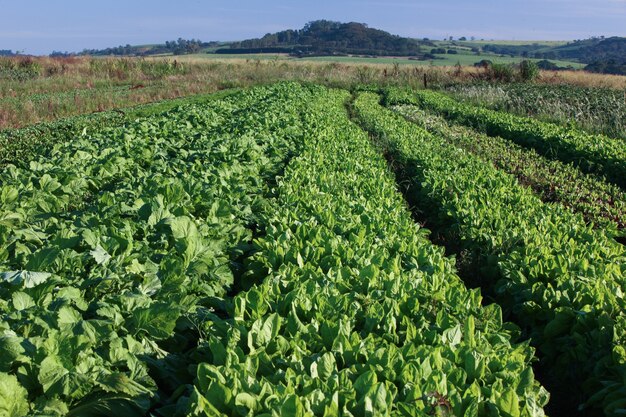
left=1, top=0, right=625, bottom=55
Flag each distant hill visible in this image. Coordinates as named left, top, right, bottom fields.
left=550, top=37, right=626, bottom=62
left=553, top=37, right=626, bottom=75
left=219, top=20, right=426, bottom=57
left=465, top=37, right=626, bottom=75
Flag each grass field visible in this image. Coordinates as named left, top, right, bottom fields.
left=167, top=51, right=586, bottom=68
left=451, top=40, right=569, bottom=46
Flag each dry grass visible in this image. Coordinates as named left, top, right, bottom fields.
left=1, top=56, right=624, bottom=129
left=539, top=70, right=626, bottom=90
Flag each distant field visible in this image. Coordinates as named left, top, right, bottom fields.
left=182, top=52, right=585, bottom=68
left=425, top=53, right=584, bottom=68
left=452, top=40, right=569, bottom=46
left=185, top=53, right=290, bottom=61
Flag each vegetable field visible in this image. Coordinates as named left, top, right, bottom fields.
left=0, top=82, right=624, bottom=417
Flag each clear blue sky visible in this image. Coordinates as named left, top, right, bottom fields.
left=1, top=0, right=625, bottom=55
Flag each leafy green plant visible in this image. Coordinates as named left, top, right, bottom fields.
left=188, top=87, right=548, bottom=417
left=385, top=88, right=626, bottom=189
left=0, top=82, right=320, bottom=415
left=393, top=103, right=626, bottom=233
left=354, top=90, right=626, bottom=416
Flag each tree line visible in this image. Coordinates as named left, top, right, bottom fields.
left=50, top=38, right=220, bottom=57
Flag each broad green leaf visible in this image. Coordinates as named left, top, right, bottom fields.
left=12, top=292, right=34, bottom=311
left=197, top=363, right=226, bottom=392
left=0, top=270, right=52, bottom=288
left=323, top=392, right=340, bottom=417
left=372, top=383, right=389, bottom=415
left=0, top=372, right=29, bottom=417
left=316, top=352, right=336, bottom=381
left=249, top=313, right=281, bottom=349
left=58, top=306, right=82, bottom=326
left=129, top=302, right=181, bottom=340
left=354, top=370, right=378, bottom=398
left=442, top=325, right=462, bottom=347
left=166, top=216, right=202, bottom=267
left=90, top=245, right=111, bottom=265
left=26, top=247, right=60, bottom=271
left=38, top=174, right=62, bottom=192
left=0, top=212, right=23, bottom=227
left=235, top=392, right=258, bottom=414
left=189, top=387, right=223, bottom=417
left=36, top=398, right=69, bottom=416
left=38, top=355, right=68, bottom=394
left=0, top=186, right=19, bottom=204
left=279, top=395, right=304, bottom=417
left=0, top=336, right=25, bottom=372
left=205, top=380, right=233, bottom=413
left=496, top=388, right=521, bottom=417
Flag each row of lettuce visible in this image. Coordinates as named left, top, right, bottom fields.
left=0, top=89, right=238, bottom=168
left=187, top=87, right=548, bottom=417
left=354, top=91, right=626, bottom=416
left=0, top=83, right=316, bottom=416
left=391, top=101, right=626, bottom=232
left=385, top=89, right=626, bottom=190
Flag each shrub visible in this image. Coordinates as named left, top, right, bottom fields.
left=519, top=60, right=539, bottom=81
left=488, top=63, right=515, bottom=82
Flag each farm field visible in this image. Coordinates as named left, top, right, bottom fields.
left=1, top=78, right=625, bottom=417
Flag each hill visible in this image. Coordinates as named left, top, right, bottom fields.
left=218, top=20, right=426, bottom=57
left=459, top=37, right=626, bottom=75
left=553, top=37, right=626, bottom=75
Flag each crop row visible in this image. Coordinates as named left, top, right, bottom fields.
left=0, top=112, right=124, bottom=167
left=353, top=92, right=626, bottom=416
left=385, top=89, right=626, bottom=190
left=0, top=88, right=238, bottom=168
left=391, top=102, right=626, bottom=232
left=188, top=87, right=548, bottom=417
left=0, top=83, right=318, bottom=415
